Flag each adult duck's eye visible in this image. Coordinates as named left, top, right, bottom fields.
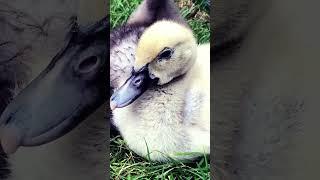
left=158, top=47, right=173, bottom=60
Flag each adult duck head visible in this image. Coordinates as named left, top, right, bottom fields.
left=0, top=16, right=108, bottom=154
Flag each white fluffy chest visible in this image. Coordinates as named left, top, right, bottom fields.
left=112, top=83, right=208, bottom=161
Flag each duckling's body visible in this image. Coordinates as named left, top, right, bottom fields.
left=112, top=21, right=210, bottom=161
left=112, top=44, right=210, bottom=161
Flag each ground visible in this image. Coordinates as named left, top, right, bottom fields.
left=110, top=0, right=210, bottom=179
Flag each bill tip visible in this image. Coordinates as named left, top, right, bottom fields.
left=0, top=126, right=21, bottom=154
left=110, top=101, right=117, bottom=111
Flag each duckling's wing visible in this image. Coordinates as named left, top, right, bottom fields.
left=183, top=88, right=210, bottom=154
left=182, top=89, right=209, bottom=154
left=184, top=89, right=210, bottom=128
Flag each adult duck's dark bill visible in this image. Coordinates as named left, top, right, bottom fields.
left=0, top=65, right=106, bottom=154
left=0, top=79, right=103, bottom=154
left=110, top=66, right=158, bottom=110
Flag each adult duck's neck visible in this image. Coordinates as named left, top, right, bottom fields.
left=77, top=0, right=107, bottom=25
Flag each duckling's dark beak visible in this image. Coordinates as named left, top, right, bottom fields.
left=110, top=66, right=158, bottom=110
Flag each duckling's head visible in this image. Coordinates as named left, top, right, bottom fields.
left=110, top=20, right=197, bottom=109
left=135, top=20, right=197, bottom=85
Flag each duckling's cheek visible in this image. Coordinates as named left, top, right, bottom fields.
left=148, top=68, right=160, bottom=80
left=148, top=66, right=169, bottom=85
left=157, top=76, right=172, bottom=85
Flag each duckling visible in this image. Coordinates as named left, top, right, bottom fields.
left=110, top=20, right=210, bottom=162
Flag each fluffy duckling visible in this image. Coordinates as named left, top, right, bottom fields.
left=110, top=20, right=210, bottom=161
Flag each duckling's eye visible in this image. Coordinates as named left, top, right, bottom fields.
left=158, top=47, right=173, bottom=60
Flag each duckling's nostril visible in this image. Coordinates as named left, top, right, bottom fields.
left=149, top=73, right=156, bottom=79
left=133, top=78, right=142, bottom=86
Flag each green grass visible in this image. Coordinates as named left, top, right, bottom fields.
left=110, top=0, right=210, bottom=43
left=110, top=0, right=140, bottom=29
left=111, top=136, right=210, bottom=179
left=110, top=0, right=210, bottom=179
